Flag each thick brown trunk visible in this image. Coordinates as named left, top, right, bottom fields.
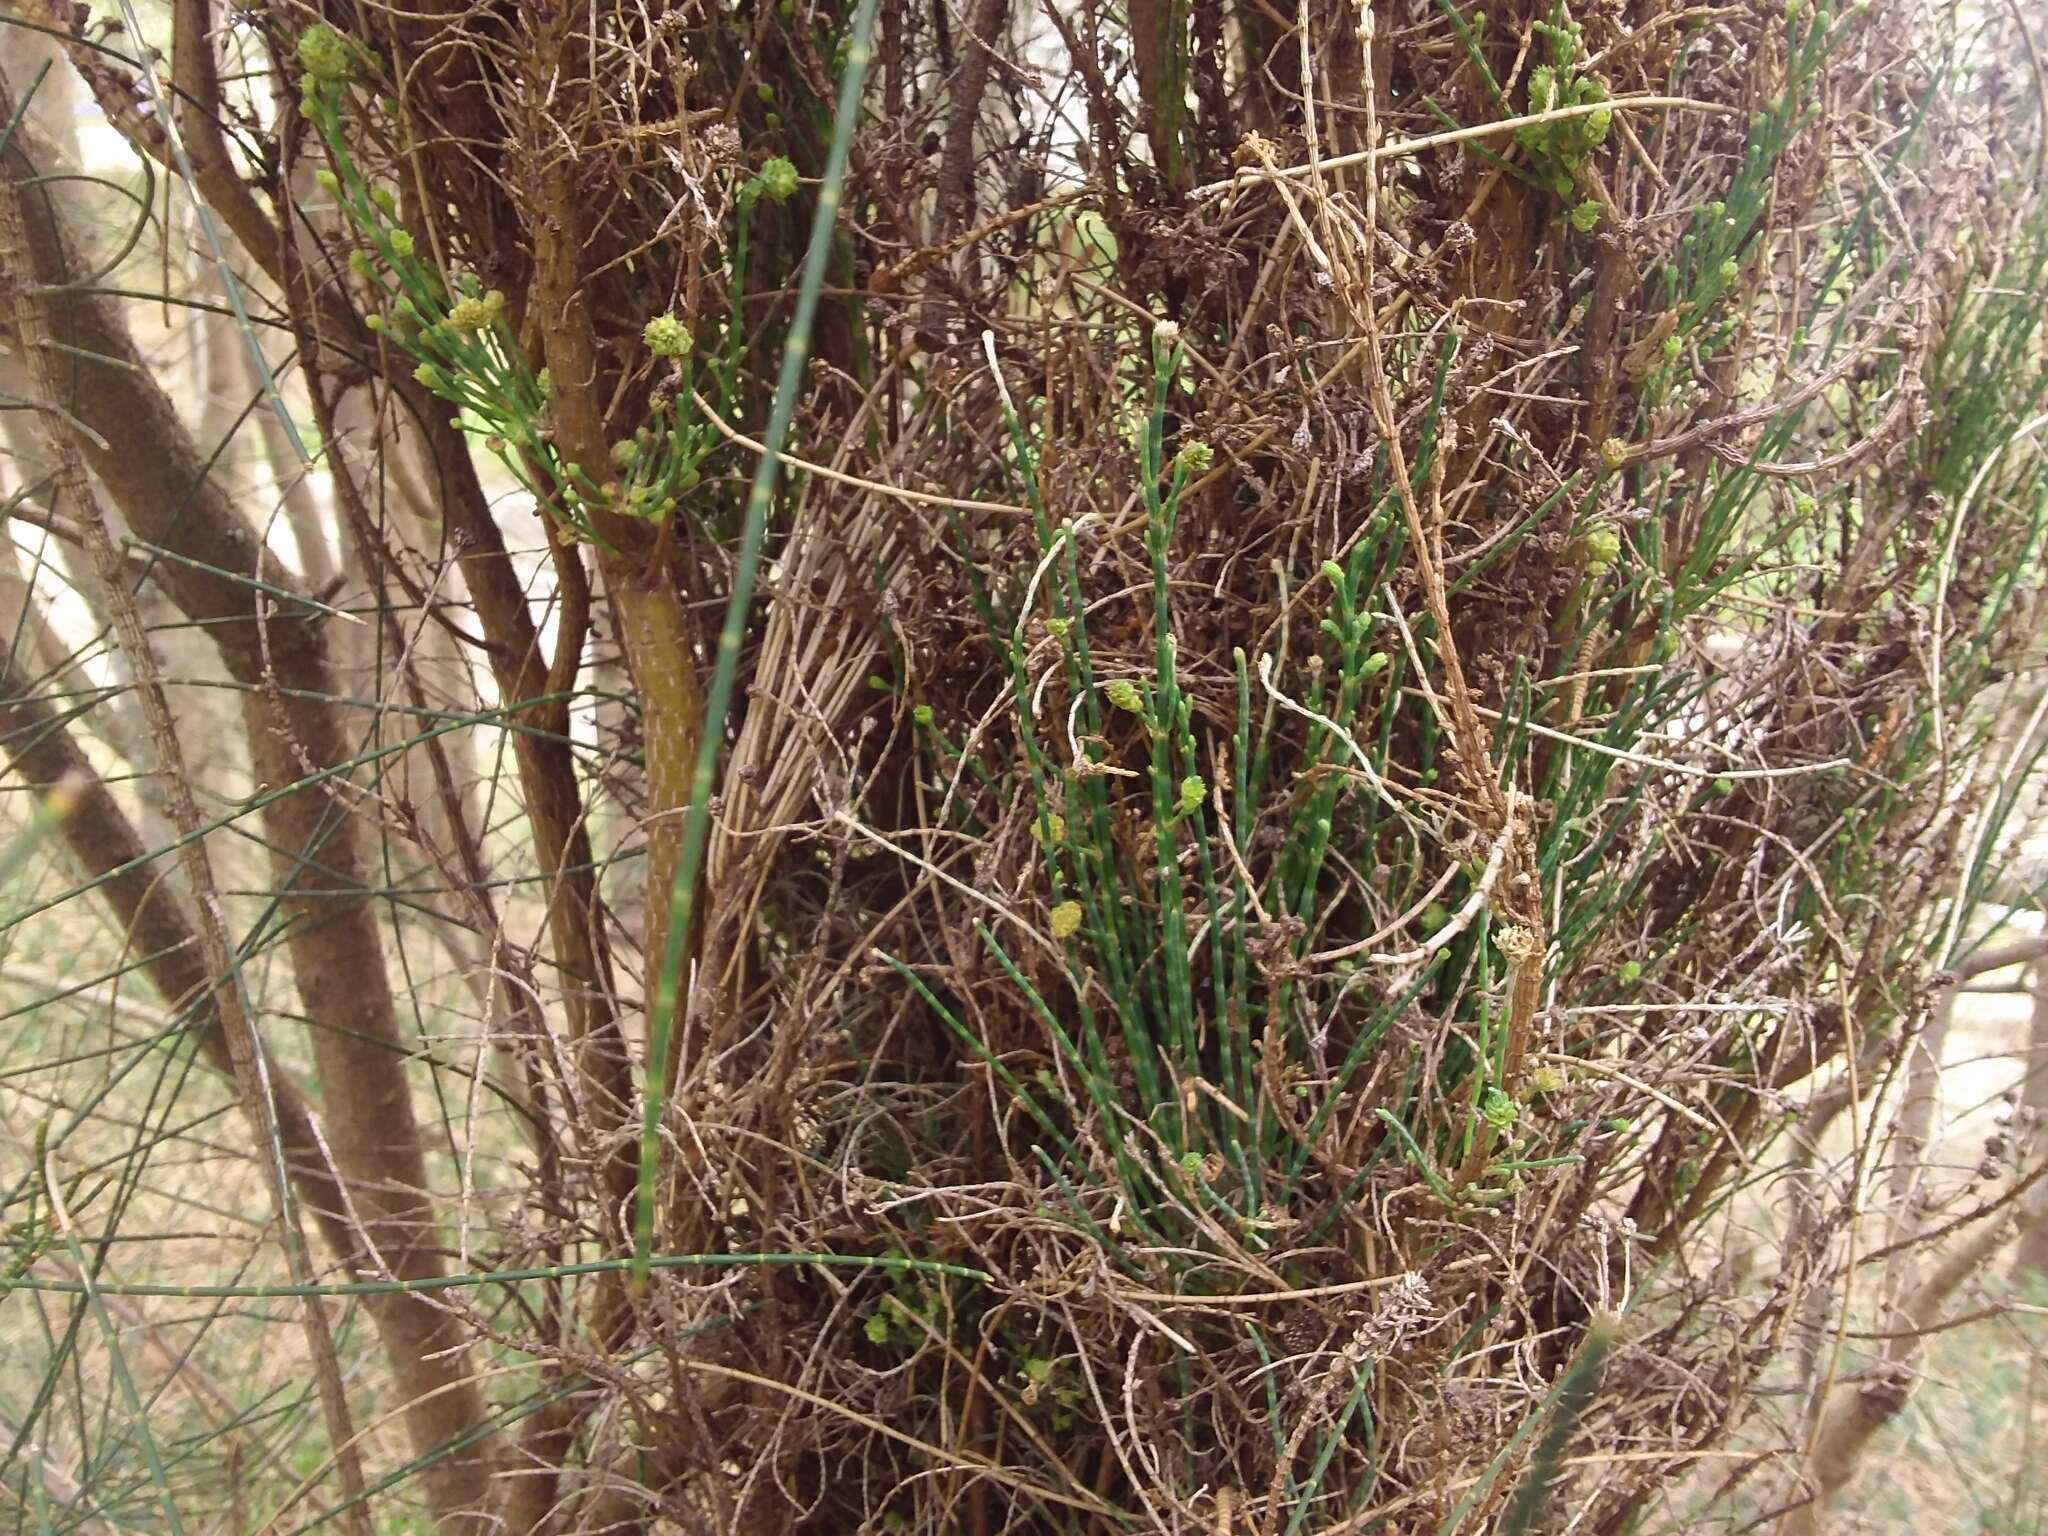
left=518, top=0, right=699, bottom=1151
left=938, top=0, right=1010, bottom=235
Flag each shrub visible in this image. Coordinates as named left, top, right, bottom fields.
left=1, top=0, right=2044, bottom=1531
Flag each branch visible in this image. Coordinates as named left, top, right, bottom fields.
left=0, top=83, right=497, bottom=1524
left=169, top=0, right=290, bottom=283
left=0, top=107, right=375, bottom=1531
left=1951, top=933, right=2048, bottom=981
left=1778, top=1203, right=2024, bottom=1535
left=0, top=660, right=351, bottom=1265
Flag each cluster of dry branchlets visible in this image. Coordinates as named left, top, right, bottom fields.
left=304, top=0, right=2037, bottom=1529
left=25, top=0, right=2035, bottom=1527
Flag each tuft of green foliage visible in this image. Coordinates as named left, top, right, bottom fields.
left=1517, top=18, right=1612, bottom=197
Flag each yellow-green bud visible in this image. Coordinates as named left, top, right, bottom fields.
left=388, top=229, right=415, bottom=258
left=313, top=168, right=341, bottom=197
left=1104, top=679, right=1143, bottom=714
left=413, top=362, right=446, bottom=392
left=757, top=156, right=800, bottom=202
left=642, top=313, right=692, bottom=359
left=1599, top=437, right=1629, bottom=472
left=1584, top=525, right=1620, bottom=570
left=1173, top=440, right=1214, bottom=476
left=445, top=296, right=494, bottom=334
left=296, top=24, right=353, bottom=84
left=1481, top=1087, right=1518, bottom=1130
left=371, top=185, right=398, bottom=218
left=1570, top=200, right=1601, bottom=233
left=1177, top=775, right=1205, bottom=814
left=1048, top=901, right=1083, bottom=940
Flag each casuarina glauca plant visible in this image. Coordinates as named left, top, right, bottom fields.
left=0, top=0, right=2045, bottom=1532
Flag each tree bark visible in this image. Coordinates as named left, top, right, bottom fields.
left=2013, top=959, right=2048, bottom=1278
